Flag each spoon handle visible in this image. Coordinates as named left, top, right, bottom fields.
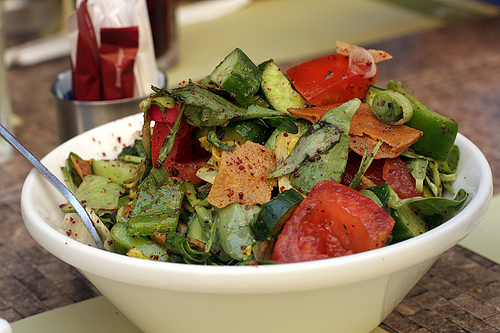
left=0, top=124, right=104, bottom=249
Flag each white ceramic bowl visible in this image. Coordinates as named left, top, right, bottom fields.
left=21, top=113, right=492, bottom=333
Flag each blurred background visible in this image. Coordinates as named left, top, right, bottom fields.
left=2, top=0, right=499, bottom=147
left=2, top=0, right=499, bottom=85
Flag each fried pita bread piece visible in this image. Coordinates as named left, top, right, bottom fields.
left=349, top=103, right=422, bottom=159
left=207, top=141, right=277, bottom=209
left=70, top=155, right=94, bottom=180
left=287, top=104, right=341, bottom=123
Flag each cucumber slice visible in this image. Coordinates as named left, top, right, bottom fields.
left=209, top=48, right=262, bottom=107
left=128, top=178, right=184, bottom=236
left=259, top=59, right=307, bottom=113
left=250, top=188, right=304, bottom=241
left=92, top=160, right=138, bottom=185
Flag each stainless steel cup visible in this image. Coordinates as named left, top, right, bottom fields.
left=51, top=70, right=167, bottom=143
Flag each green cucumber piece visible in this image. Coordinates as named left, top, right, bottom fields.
left=259, top=59, right=307, bottom=113
left=92, top=160, right=138, bottom=185
left=387, top=80, right=458, bottom=161
left=250, top=188, right=304, bottom=241
left=110, top=223, right=169, bottom=261
left=128, top=178, right=185, bottom=236
left=209, top=48, right=262, bottom=107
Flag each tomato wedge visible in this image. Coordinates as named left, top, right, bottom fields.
left=150, top=105, right=210, bottom=185
left=286, top=53, right=378, bottom=106
left=340, top=151, right=385, bottom=189
left=271, top=180, right=395, bottom=264
left=383, top=157, right=422, bottom=199
left=341, top=153, right=422, bottom=199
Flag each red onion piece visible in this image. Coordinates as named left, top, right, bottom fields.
left=348, top=49, right=377, bottom=78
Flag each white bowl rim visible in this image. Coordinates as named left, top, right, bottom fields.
left=20, top=114, right=493, bottom=294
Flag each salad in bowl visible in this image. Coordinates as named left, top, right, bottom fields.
left=59, top=41, right=467, bottom=266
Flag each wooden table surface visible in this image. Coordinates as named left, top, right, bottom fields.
left=1, top=15, right=500, bottom=332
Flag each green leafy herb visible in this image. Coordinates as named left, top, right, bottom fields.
left=267, top=120, right=341, bottom=179
left=172, top=83, right=247, bottom=127
left=290, top=99, right=361, bottom=193
left=217, top=203, right=260, bottom=260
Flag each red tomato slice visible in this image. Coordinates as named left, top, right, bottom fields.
left=340, top=151, right=385, bottom=189
left=382, top=158, right=422, bottom=199
left=286, top=53, right=378, bottom=106
left=151, top=116, right=210, bottom=185
left=271, top=180, right=395, bottom=264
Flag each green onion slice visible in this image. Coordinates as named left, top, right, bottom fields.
left=371, top=91, right=413, bottom=125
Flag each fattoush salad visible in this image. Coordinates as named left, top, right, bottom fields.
left=60, top=41, right=467, bottom=265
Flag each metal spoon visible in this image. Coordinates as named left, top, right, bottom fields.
left=0, top=123, right=104, bottom=249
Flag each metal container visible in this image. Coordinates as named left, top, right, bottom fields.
left=51, top=70, right=167, bottom=143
